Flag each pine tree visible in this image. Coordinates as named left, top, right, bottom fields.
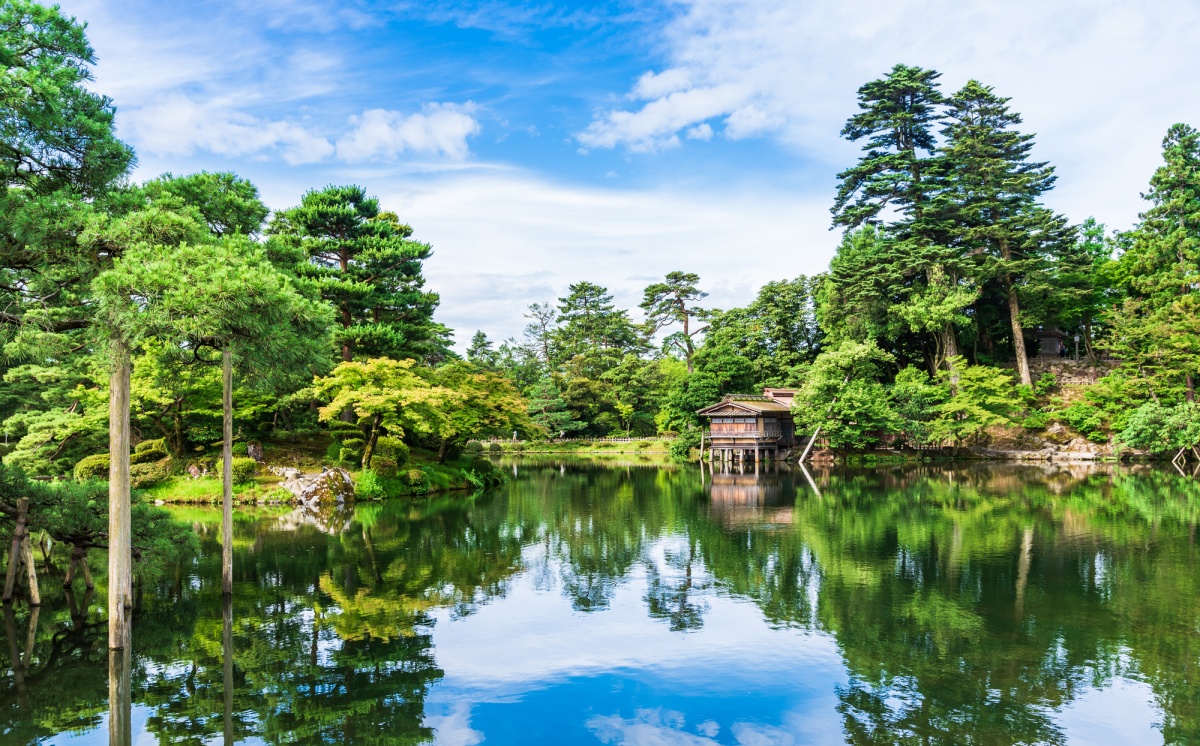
left=1118, top=124, right=1200, bottom=401
left=832, top=64, right=973, bottom=377
left=268, top=185, right=451, bottom=364
left=939, top=80, right=1071, bottom=386
left=640, top=272, right=708, bottom=373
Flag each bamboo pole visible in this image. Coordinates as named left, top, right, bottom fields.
left=109, top=345, right=131, bottom=649
left=108, top=629, right=132, bottom=746
left=222, top=345, right=234, bottom=596
left=223, top=594, right=234, bottom=745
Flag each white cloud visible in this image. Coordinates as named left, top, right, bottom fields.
left=686, top=123, right=713, bottom=141
left=348, top=171, right=833, bottom=348
left=578, top=0, right=1200, bottom=224
left=336, top=104, right=483, bottom=162
left=122, top=94, right=335, bottom=165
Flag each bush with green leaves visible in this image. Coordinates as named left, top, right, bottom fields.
left=669, top=428, right=700, bottom=461
left=487, top=442, right=502, bottom=454
left=1058, top=401, right=1108, bottom=442
left=356, top=469, right=387, bottom=500
left=131, top=459, right=172, bottom=488
left=465, top=457, right=506, bottom=489
left=375, top=436, right=409, bottom=468
left=219, top=456, right=258, bottom=483
left=929, top=360, right=1018, bottom=447
left=464, top=441, right=484, bottom=456
left=73, top=453, right=109, bottom=481
left=1034, top=372, right=1058, bottom=397
left=1117, top=402, right=1200, bottom=456
left=405, top=468, right=429, bottom=494
left=890, top=366, right=948, bottom=444
left=231, top=441, right=249, bottom=456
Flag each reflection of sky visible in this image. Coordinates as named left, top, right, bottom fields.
left=423, top=537, right=850, bottom=745
left=421, top=536, right=1170, bottom=746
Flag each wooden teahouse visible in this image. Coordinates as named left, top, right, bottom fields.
left=696, top=388, right=797, bottom=463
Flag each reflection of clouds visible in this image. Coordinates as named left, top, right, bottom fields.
left=588, top=709, right=716, bottom=745
left=587, top=709, right=798, bottom=745
left=426, top=702, right=484, bottom=746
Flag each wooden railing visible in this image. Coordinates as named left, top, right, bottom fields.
left=706, top=431, right=783, bottom=439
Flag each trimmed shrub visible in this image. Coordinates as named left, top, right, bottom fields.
left=74, top=453, right=110, bottom=481
left=131, top=459, right=172, bottom=488
left=338, top=448, right=360, bottom=464
left=325, top=441, right=342, bottom=462
left=464, top=441, right=484, bottom=455
left=372, top=456, right=398, bottom=476
left=487, top=442, right=502, bottom=454
left=376, top=436, right=410, bottom=469
left=135, top=438, right=167, bottom=454
left=219, top=456, right=258, bottom=483
left=231, top=442, right=249, bottom=456
left=405, top=468, right=429, bottom=495
left=356, top=469, right=386, bottom=500
left=131, top=440, right=170, bottom=464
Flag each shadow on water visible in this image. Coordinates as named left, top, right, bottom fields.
left=0, top=461, right=1197, bottom=744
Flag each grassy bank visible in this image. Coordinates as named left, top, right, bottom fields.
left=480, top=438, right=676, bottom=455
left=140, top=437, right=498, bottom=504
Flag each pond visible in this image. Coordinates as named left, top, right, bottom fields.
left=2, top=460, right=1199, bottom=744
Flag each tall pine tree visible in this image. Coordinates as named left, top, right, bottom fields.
left=268, top=185, right=451, bottom=365
left=939, top=80, right=1071, bottom=386
left=832, top=64, right=974, bottom=377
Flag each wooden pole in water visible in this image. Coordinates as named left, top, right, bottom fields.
left=108, top=344, right=132, bottom=649
left=3, top=497, right=29, bottom=601
left=222, top=345, right=234, bottom=596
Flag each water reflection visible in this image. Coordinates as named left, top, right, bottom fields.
left=0, top=463, right=1197, bottom=744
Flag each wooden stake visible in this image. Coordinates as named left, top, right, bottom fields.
left=81, top=550, right=94, bottom=590
left=22, top=535, right=39, bottom=606
left=4, top=498, right=29, bottom=602
left=222, top=344, right=234, bottom=596
left=108, top=345, right=132, bottom=649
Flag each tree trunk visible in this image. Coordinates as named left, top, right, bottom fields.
left=999, top=240, right=1032, bottom=387
left=1187, top=373, right=1196, bottom=404
left=3, top=497, right=29, bottom=601
left=222, top=345, right=234, bottom=596
left=1007, top=280, right=1032, bottom=387
left=943, top=324, right=960, bottom=393
left=108, top=344, right=131, bottom=650
left=437, top=439, right=450, bottom=464
left=361, top=414, right=383, bottom=469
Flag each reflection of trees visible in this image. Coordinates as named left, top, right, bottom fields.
left=5, top=463, right=1198, bottom=744
left=136, top=494, right=529, bottom=744
left=686, top=465, right=1200, bottom=745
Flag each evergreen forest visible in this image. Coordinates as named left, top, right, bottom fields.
left=2, top=2, right=1199, bottom=502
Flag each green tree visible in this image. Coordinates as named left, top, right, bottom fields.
left=431, top=361, right=537, bottom=460
left=832, top=64, right=974, bottom=376
left=466, top=330, right=500, bottom=369
left=929, top=359, right=1018, bottom=448
left=639, top=271, right=708, bottom=373
left=0, top=0, right=133, bottom=195
left=526, top=377, right=586, bottom=437
left=553, top=281, right=644, bottom=374
left=268, top=185, right=450, bottom=364
left=939, top=80, right=1071, bottom=386
left=312, top=358, right=453, bottom=468
left=1116, top=123, right=1200, bottom=401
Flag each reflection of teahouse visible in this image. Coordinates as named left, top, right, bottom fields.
left=696, top=388, right=797, bottom=463
left=707, top=471, right=794, bottom=528
left=1036, top=326, right=1067, bottom=357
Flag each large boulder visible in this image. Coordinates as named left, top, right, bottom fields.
left=276, top=467, right=355, bottom=506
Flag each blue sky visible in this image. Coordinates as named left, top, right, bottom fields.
left=62, top=0, right=1200, bottom=349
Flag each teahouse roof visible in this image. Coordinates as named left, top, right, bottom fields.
left=696, top=394, right=793, bottom=416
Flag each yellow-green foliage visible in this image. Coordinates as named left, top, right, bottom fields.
left=232, top=456, right=257, bottom=483
left=131, top=439, right=169, bottom=464
left=73, top=453, right=109, bottom=481
left=131, top=459, right=172, bottom=488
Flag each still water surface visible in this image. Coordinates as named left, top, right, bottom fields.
left=3, top=460, right=1199, bottom=744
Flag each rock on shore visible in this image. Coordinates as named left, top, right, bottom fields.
left=269, top=466, right=355, bottom=505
